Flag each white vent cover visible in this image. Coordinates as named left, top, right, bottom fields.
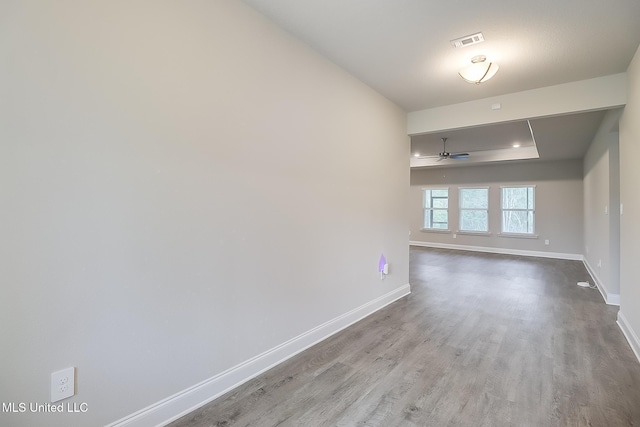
left=450, top=32, right=485, bottom=48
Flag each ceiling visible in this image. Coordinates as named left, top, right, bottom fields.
left=410, top=110, right=608, bottom=168
left=241, top=0, right=640, bottom=165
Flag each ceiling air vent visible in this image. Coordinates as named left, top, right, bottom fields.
left=450, top=32, right=485, bottom=48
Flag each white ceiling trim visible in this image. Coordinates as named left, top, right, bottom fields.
left=408, top=73, right=627, bottom=135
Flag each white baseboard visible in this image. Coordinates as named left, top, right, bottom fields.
left=409, top=240, right=583, bottom=261
left=617, top=311, right=640, bottom=364
left=583, top=258, right=620, bottom=306
left=106, top=284, right=411, bottom=427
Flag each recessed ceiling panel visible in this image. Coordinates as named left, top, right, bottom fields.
left=410, top=120, right=537, bottom=168
left=529, top=110, right=611, bottom=160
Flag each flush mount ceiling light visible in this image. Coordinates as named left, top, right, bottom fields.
left=458, top=55, right=499, bottom=84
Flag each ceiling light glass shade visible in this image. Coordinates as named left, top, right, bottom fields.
left=458, top=55, right=499, bottom=84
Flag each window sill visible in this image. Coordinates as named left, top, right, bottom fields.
left=498, top=233, right=538, bottom=239
left=420, top=228, right=451, bottom=234
left=456, top=231, right=491, bottom=236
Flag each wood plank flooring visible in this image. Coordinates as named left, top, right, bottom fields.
left=169, top=247, right=640, bottom=427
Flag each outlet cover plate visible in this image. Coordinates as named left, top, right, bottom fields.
left=51, top=367, right=75, bottom=402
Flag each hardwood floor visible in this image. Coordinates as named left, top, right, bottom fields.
left=169, top=247, right=640, bottom=427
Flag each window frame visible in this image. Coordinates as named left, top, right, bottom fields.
left=458, top=186, right=490, bottom=234
left=421, top=187, right=450, bottom=232
left=499, top=185, right=537, bottom=237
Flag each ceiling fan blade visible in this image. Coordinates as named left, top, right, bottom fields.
left=415, top=154, right=442, bottom=159
left=450, top=153, right=469, bottom=159
left=436, top=156, right=445, bottom=162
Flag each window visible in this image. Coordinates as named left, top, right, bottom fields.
left=459, top=188, right=489, bottom=232
left=423, top=188, right=449, bottom=230
left=501, top=186, right=535, bottom=234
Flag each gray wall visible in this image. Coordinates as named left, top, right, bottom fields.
left=0, top=1, right=409, bottom=426
left=410, top=160, right=584, bottom=255
left=583, top=109, right=621, bottom=301
left=619, top=43, right=640, bottom=350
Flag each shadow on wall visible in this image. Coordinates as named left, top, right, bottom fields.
left=583, top=108, right=623, bottom=175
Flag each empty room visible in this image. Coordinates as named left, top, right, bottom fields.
left=2, top=1, right=640, bottom=426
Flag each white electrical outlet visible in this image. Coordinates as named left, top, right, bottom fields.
left=545, top=239, right=549, bottom=245
left=51, top=367, right=75, bottom=403
left=598, top=259, right=602, bottom=268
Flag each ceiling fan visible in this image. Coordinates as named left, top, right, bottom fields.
left=435, top=137, right=469, bottom=161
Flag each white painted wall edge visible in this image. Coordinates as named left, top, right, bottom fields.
left=617, top=311, right=640, bottom=365
left=408, top=73, right=627, bottom=135
left=583, top=258, right=621, bottom=306
left=410, top=240, right=583, bottom=261
left=105, top=283, right=411, bottom=427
